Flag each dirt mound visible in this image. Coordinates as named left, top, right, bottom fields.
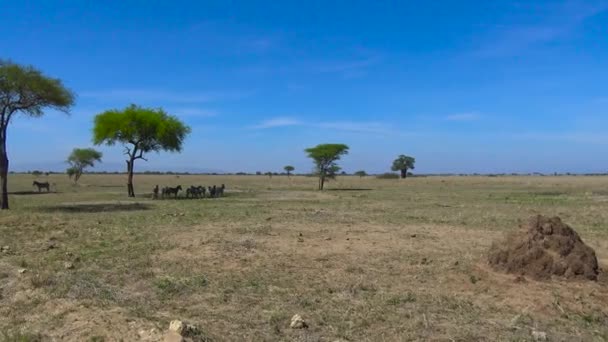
left=488, top=215, right=599, bottom=280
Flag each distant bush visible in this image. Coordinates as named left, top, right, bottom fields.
left=376, top=173, right=399, bottom=179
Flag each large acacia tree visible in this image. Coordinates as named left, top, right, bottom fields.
left=305, top=143, right=349, bottom=190
left=391, top=154, right=416, bottom=178
left=0, top=60, right=75, bottom=209
left=93, top=104, right=191, bottom=197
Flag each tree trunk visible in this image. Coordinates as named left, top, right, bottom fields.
left=126, top=158, right=135, bottom=197
left=0, top=129, right=9, bottom=209
left=319, top=173, right=325, bottom=190
left=401, top=168, right=407, bottom=179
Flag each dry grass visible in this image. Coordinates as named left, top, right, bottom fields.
left=1, top=174, right=608, bottom=341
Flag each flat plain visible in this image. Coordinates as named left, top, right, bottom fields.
left=1, top=174, right=608, bottom=341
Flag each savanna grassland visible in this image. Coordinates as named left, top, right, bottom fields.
left=1, top=174, right=608, bottom=341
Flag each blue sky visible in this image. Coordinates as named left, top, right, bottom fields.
left=2, top=0, right=608, bottom=174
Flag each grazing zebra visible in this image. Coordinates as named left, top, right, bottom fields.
left=153, top=185, right=159, bottom=199
left=186, top=185, right=205, bottom=199
left=163, top=185, right=182, bottom=198
left=32, top=181, right=50, bottom=192
left=208, top=185, right=217, bottom=198
left=217, top=184, right=225, bottom=197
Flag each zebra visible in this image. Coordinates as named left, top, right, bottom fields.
left=163, top=185, right=182, bottom=198
left=153, top=185, right=159, bottom=199
left=186, top=185, right=205, bottom=199
left=217, top=184, right=225, bottom=197
left=208, top=185, right=217, bottom=198
left=32, top=181, right=50, bottom=192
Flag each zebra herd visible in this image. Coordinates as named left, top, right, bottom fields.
left=153, top=184, right=226, bottom=199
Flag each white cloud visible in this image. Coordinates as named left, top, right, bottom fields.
left=250, top=117, right=393, bottom=135
left=446, top=112, right=481, bottom=121
left=317, top=121, right=392, bottom=134
left=81, top=89, right=247, bottom=104
left=473, top=1, right=608, bottom=58
left=251, top=117, right=302, bottom=129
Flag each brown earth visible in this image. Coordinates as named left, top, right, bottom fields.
left=488, top=215, right=599, bottom=280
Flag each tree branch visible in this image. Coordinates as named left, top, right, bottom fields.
left=134, top=149, right=148, bottom=161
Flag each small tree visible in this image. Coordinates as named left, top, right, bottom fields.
left=66, top=147, right=103, bottom=184
left=391, top=155, right=416, bottom=179
left=93, top=104, right=191, bottom=197
left=284, top=165, right=295, bottom=177
left=265, top=171, right=273, bottom=179
left=354, top=170, right=367, bottom=178
left=0, top=60, right=75, bottom=209
left=305, top=143, right=349, bottom=190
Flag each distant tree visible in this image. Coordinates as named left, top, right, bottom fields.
left=391, top=155, right=416, bottom=179
left=31, top=170, right=43, bottom=177
left=284, top=165, right=295, bottom=177
left=354, top=170, right=367, bottom=178
left=66, top=147, right=103, bottom=184
left=305, top=143, right=349, bottom=190
left=265, top=171, right=273, bottom=179
left=0, top=60, right=74, bottom=209
left=256, top=171, right=262, bottom=176
left=93, top=104, right=191, bottom=197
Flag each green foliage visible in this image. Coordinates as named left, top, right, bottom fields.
left=391, top=155, right=416, bottom=178
left=0, top=60, right=75, bottom=119
left=354, top=170, right=367, bottom=178
left=305, top=143, right=349, bottom=190
left=66, top=148, right=102, bottom=183
left=93, top=104, right=190, bottom=153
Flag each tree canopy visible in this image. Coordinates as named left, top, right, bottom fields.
left=0, top=60, right=74, bottom=209
left=66, top=148, right=103, bottom=183
left=93, top=104, right=191, bottom=196
left=284, top=165, right=295, bottom=176
left=305, top=143, right=349, bottom=190
left=354, top=170, right=367, bottom=178
left=391, top=155, right=416, bottom=178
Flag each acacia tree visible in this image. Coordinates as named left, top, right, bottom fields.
left=284, top=165, right=295, bottom=177
left=305, top=143, right=349, bottom=190
left=93, top=104, right=191, bottom=197
left=391, top=155, right=416, bottom=178
left=0, top=61, right=75, bottom=209
left=66, top=148, right=103, bottom=184
left=354, top=170, right=367, bottom=178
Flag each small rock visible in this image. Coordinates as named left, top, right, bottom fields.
left=169, top=320, right=186, bottom=335
left=297, top=237, right=304, bottom=243
left=325, top=237, right=332, bottom=241
left=18, top=268, right=27, bottom=274
left=64, top=262, right=74, bottom=270
left=299, top=233, right=303, bottom=237
left=410, top=234, right=417, bottom=238
left=532, top=330, right=547, bottom=341
left=1, top=245, right=9, bottom=253
left=168, top=320, right=199, bottom=337
left=454, top=261, right=459, bottom=266
left=290, top=314, right=308, bottom=329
